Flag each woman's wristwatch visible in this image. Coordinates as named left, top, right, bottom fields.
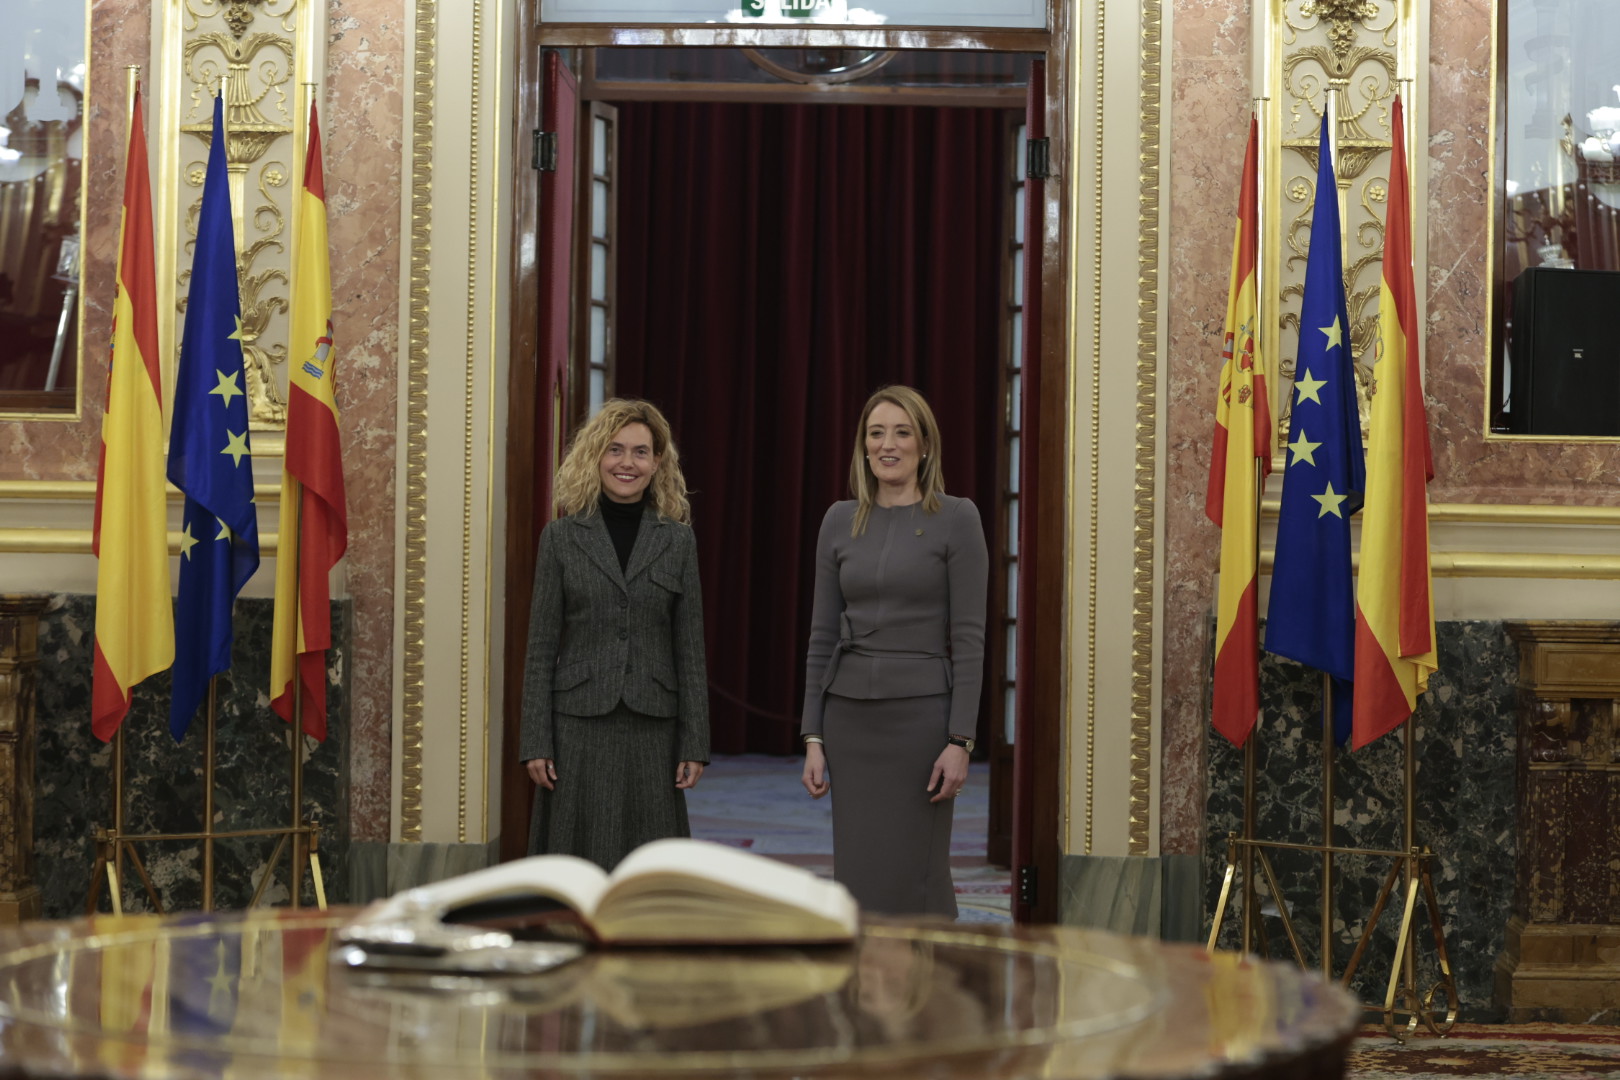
left=946, top=734, right=975, bottom=753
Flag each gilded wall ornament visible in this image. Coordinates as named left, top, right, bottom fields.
left=172, top=0, right=299, bottom=430
left=1268, top=0, right=1412, bottom=445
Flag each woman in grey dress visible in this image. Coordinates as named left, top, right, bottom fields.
left=521, top=399, right=709, bottom=869
left=800, top=386, right=989, bottom=917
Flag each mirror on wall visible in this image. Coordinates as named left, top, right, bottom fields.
left=1491, top=0, right=1620, bottom=437
left=0, top=0, right=86, bottom=417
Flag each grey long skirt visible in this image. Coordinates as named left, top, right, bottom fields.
left=824, top=692, right=957, bottom=918
left=527, top=703, right=689, bottom=870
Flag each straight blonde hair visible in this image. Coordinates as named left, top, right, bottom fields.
left=848, top=385, right=944, bottom=536
left=554, top=398, right=692, bottom=524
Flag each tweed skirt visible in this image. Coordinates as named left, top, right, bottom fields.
left=526, top=702, right=690, bottom=870
left=823, top=692, right=957, bottom=918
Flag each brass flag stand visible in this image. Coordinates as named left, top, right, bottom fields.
left=85, top=676, right=328, bottom=916
left=1206, top=674, right=1459, bottom=1040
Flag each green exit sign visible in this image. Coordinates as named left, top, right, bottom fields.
left=741, top=0, right=839, bottom=15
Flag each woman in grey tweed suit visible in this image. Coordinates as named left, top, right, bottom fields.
left=521, top=399, right=709, bottom=870
left=800, top=386, right=989, bottom=917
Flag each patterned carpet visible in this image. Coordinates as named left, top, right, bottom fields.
left=1347, top=1024, right=1620, bottom=1079
left=685, top=753, right=1012, bottom=923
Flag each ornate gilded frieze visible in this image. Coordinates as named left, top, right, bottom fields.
left=1266, top=0, right=1419, bottom=445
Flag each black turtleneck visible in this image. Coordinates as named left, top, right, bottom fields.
left=599, top=492, right=646, bottom=572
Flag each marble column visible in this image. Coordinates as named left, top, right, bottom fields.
left=0, top=596, right=46, bottom=922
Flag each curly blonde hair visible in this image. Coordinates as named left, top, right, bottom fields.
left=554, top=398, right=692, bottom=524
left=848, top=385, right=945, bottom=537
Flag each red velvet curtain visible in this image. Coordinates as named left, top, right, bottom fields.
left=615, top=101, right=1007, bottom=754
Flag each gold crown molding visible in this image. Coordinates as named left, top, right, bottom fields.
left=1127, top=0, right=1161, bottom=859
left=456, top=0, right=484, bottom=846
left=1257, top=499, right=1620, bottom=527
left=399, top=0, right=436, bottom=843
left=0, top=481, right=279, bottom=501
left=1256, top=549, right=1620, bottom=580
left=0, top=529, right=278, bottom=555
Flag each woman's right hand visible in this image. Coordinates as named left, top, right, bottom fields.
left=801, top=742, right=830, bottom=799
left=526, top=758, right=557, bottom=791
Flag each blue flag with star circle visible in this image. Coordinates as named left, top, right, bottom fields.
left=1264, top=113, right=1366, bottom=744
left=167, top=94, right=261, bottom=741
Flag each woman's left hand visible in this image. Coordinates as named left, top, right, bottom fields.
left=675, top=761, right=705, bottom=789
left=928, top=743, right=971, bottom=804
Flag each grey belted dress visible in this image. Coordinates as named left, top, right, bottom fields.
left=800, top=495, right=989, bottom=917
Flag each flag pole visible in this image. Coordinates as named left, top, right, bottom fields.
left=106, top=62, right=144, bottom=918
left=283, top=79, right=317, bottom=913
left=1319, top=103, right=1339, bottom=981
left=203, top=675, right=218, bottom=911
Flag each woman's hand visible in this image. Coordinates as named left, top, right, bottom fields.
left=802, top=742, right=830, bottom=799
left=526, top=758, right=557, bottom=791
left=927, top=743, right=970, bottom=804
left=675, top=761, right=705, bottom=789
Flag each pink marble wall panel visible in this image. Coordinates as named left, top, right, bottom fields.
left=1161, top=0, right=1253, bottom=855
left=5, top=0, right=405, bottom=844
left=324, top=0, right=403, bottom=842
left=1161, top=0, right=1620, bottom=855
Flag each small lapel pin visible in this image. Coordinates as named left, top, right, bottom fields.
left=915, top=529, right=924, bottom=536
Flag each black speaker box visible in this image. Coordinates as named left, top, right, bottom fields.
left=1509, top=266, right=1620, bottom=436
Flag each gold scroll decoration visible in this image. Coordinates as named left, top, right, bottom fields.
left=176, top=0, right=297, bottom=430
left=1270, top=0, right=1411, bottom=445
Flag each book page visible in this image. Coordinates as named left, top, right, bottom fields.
left=357, top=854, right=612, bottom=928
left=597, top=839, right=858, bottom=943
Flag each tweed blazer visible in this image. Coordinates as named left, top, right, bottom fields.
left=519, top=504, right=709, bottom=764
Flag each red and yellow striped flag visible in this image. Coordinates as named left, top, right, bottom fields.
left=1353, top=96, right=1436, bottom=749
left=271, top=100, right=347, bottom=741
left=92, top=84, right=174, bottom=742
left=1205, top=116, right=1272, bottom=747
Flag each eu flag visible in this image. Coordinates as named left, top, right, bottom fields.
left=167, top=95, right=261, bottom=740
left=1263, top=114, right=1366, bottom=744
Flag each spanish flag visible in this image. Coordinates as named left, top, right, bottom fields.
left=271, top=100, right=347, bottom=741
left=1206, top=116, right=1271, bottom=747
left=1352, top=96, right=1436, bottom=749
left=92, top=85, right=174, bottom=742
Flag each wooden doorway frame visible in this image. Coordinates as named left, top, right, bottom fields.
left=503, top=12, right=1072, bottom=923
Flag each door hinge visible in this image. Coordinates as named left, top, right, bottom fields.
left=1017, top=864, right=1038, bottom=906
left=1026, top=137, right=1051, bottom=181
left=533, top=130, right=558, bottom=172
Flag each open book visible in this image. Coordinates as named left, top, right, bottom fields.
left=344, top=838, right=858, bottom=953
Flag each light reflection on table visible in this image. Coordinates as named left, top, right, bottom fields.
left=0, top=910, right=1360, bottom=1078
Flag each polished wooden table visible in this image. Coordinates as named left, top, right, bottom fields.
left=0, top=910, right=1359, bottom=1079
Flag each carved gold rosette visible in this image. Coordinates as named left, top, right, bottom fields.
left=156, top=0, right=325, bottom=434
left=1265, top=0, right=1419, bottom=446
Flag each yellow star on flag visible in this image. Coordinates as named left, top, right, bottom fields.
left=179, top=522, right=199, bottom=561
left=1319, top=315, right=1344, bottom=351
left=1294, top=368, right=1327, bottom=405
left=221, top=429, right=250, bottom=467
left=1312, top=481, right=1348, bottom=519
left=209, top=369, right=243, bottom=408
left=215, top=517, right=232, bottom=542
left=227, top=315, right=245, bottom=343
left=1288, top=428, right=1322, bottom=467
